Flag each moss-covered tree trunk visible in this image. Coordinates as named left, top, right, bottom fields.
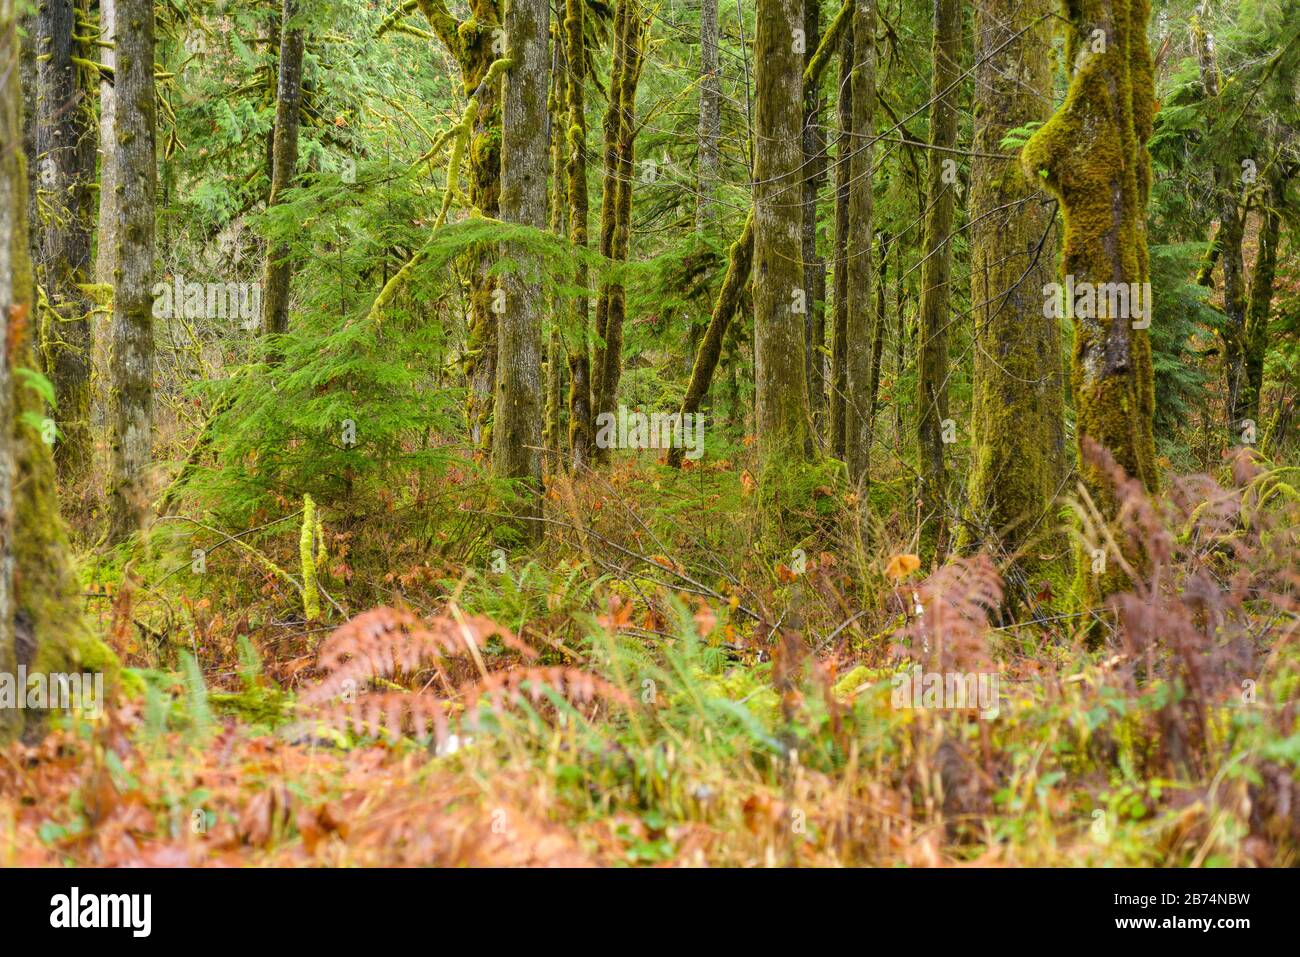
left=843, top=0, right=876, bottom=486
left=753, top=0, right=811, bottom=470
left=1192, top=14, right=1248, bottom=436
left=415, top=0, right=503, bottom=450
left=962, top=0, right=1064, bottom=575
left=593, top=0, right=643, bottom=459
left=105, top=0, right=156, bottom=545
left=1, top=0, right=18, bottom=743
left=802, top=0, right=827, bottom=433
left=915, top=0, right=960, bottom=559
left=3, top=1, right=108, bottom=743
left=1243, top=167, right=1285, bottom=428
left=260, top=0, right=306, bottom=339
left=91, top=0, right=115, bottom=437
left=563, top=0, right=592, bottom=469
left=829, top=26, right=852, bottom=458
left=35, top=0, right=95, bottom=480
left=667, top=212, right=754, bottom=468
left=491, top=0, right=548, bottom=541
left=1022, top=0, right=1158, bottom=604
left=544, top=37, right=568, bottom=468
left=696, top=0, right=720, bottom=229
left=868, top=228, right=888, bottom=421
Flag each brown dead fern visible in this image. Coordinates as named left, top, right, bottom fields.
left=297, top=606, right=628, bottom=748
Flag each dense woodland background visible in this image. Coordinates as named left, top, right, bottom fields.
left=0, top=0, right=1298, bottom=866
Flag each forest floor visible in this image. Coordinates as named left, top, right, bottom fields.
left=2, top=441, right=1298, bottom=868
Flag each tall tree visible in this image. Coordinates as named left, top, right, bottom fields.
left=563, top=0, right=592, bottom=469
left=1022, top=0, right=1158, bottom=603
left=3, top=0, right=105, bottom=742
left=962, top=0, right=1064, bottom=579
left=491, top=0, right=549, bottom=539
left=752, top=0, right=811, bottom=469
left=261, top=0, right=306, bottom=338
left=843, top=0, right=875, bottom=486
left=91, top=0, right=115, bottom=434
left=592, top=0, right=643, bottom=455
left=35, top=0, right=96, bottom=478
left=915, top=0, right=960, bottom=558
left=1243, top=165, right=1288, bottom=428
left=105, top=0, right=156, bottom=544
left=696, top=0, right=720, bottom=228
left=801, top=0, right=826, bottom=432
left=829, top=24, right=852, bottom=457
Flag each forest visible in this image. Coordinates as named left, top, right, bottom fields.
left=0, top=0, right=1297, bottom=870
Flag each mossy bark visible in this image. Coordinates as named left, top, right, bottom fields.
left=34, top=0, right=95, bottom=481
left=91, top=0, right=115, bottom=438
left=105, top=0, right=156, bottom=545
left=915, top=0, right=961, bottom=557
left=593, top=0, right=643, bottom=459
left=829, top=27, right=852, bottom=458
left=1243, top=168, right=1284, bottom=428
left=843, top=0, right=876, bottom=487
left=802, top=0, right=827, bottom=432
left=1193, top=15, right=1248, bottom=435
left=868, top=229, right=888, bottom=423
left=1021, top=0, right=1158, bottom=605
left=3, top=4, right=111, bottom=743
left=753, top=0, right=811, bottom=470
left=667, top=212, right=754, bottom=469
left=416, top=0, right=503, bottom=451
left=696, top=0, right=720, bottom=229
left=563, top=0, right=592, bottom=469
left=544, top=41, right=568, bottom=467
left=491, top=0, right=548, bottom=541
left=961, top=0, right=1065, bottom=580
left=260, top=0, right=306, bottom=340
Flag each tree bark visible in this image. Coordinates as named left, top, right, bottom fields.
left=753, top=0, right=811, bottom=470
left=802, top=0, right=827, bottom=432
left=260, top=0, right=305, bottom=339
left=696, top=0, right=720, bottom=229
left=106, top=0, right=156, bottom=544
left=1243, top=167, right=1285, bottom=428
left=962, top=0, right=1064, bottom=575
left=915, top=0, right=960, bottom=558
left=667, top=212, right=754, bottom=468
left=563, top=0, right=592, bottom=469
left=843, top=0, right=876, bottom=486
left=35, top=0, right=95, bottom=479
left=91, top=0, right=115, bottom=435
left=829, top=26, right=852, bottom=458
left=1022, top=0, right=1158, bottom=605
left=492, top=0, right=548, bottom=539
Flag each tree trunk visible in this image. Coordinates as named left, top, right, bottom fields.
left=753, top=0, right=810, bottom=470
left=829, top=26, right=852, bottom=458
left=106, top=0, right=156, bottom=544
left=696, top=0, right=720, bottom=229
left=1193, top=11, right=1248, bottom=434
left=1243, top=167, right=1284, bottom=429
left=1022, top=0, right=1158, bottom=605
left=915, top=0, right=960, bottom=559
left=667, top=211, right=754, bottom=468
left=843, top=0, right=876, bottom=486
left=802, top=0, right=827, bottom=432
left=260, top=0, right=305, bottom=339
left=962, top=0, right=1064, bottom=576
left=91, top=0, right=115, bottom=436
left=493, top=0, right=548, bottom=539
left=35, top=0, right=95, bottom=480
left=3, top=2, right=105, bottom=742
left=563, top=0, right=592, bottom=469
left=868, top=228, right=887, bottom=422
left=593, top=0, right=642, bottom=457
left=544, top=37, right=568, bottom=468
